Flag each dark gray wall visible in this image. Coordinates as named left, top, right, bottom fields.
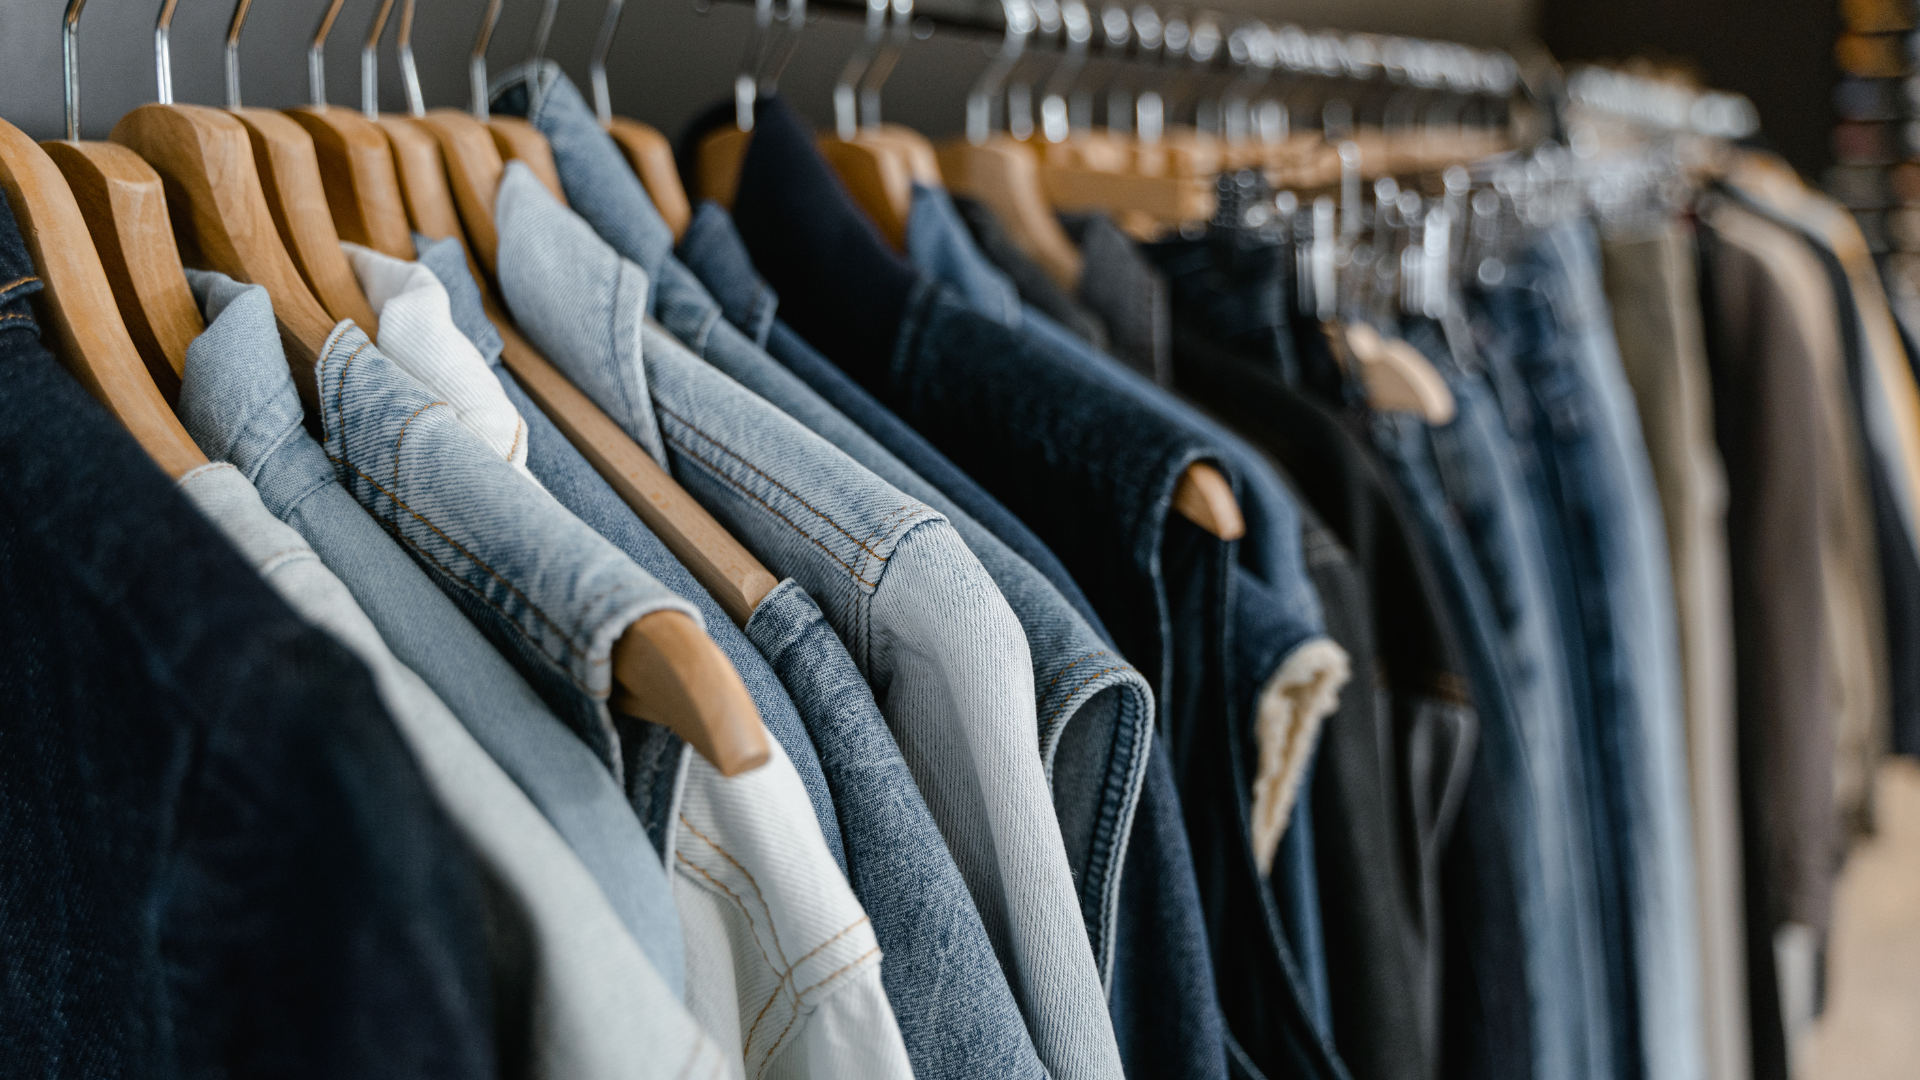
left=1, top=0, right=1532, bottom=148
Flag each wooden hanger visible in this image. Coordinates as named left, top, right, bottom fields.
left=586, top=0, right=693, bottom=238
left=0, top=116, right=206, bottom=477
left=817, top=135, right=914, bottom=250
left=111, top=3, right=335, bottom=406
left=212, top=1, right=374, bottom=334
left=1329, top=321, right=1456, bottom=424
left=937, top=134, right=1083, bottom=289
left=42, top=140, right=203, bottom=391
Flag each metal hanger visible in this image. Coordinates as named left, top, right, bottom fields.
left=43, top=0, right=207, bottom=395
left=112, top=0, right=338, bottom=402
left=593, top=0, right=695, bottom=239
left=0, top=0, right=206, bottom=477
left=400, top=0, right=775, bottom=774
left=485, top=0, right=569, bottom=201
left=694, top=0, right=807, bottom=205
left=817, top=0, right=915, bottom=248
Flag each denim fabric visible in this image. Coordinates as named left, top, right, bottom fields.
left=177, top=268, right=687, bottom=991
left=673, top=733, right=911, bottom=1079
left=904, top=182, right=1341, bottom=882
left=706, top=91, right=1349, bottom=1080
left=747, top=581, right=1046, bottom=1079
left=490, top=161, right=1125, bottom=1080
left=412, top=233, right=847, bottom=875
left=1145, top=231, right=1302, bottom=387
left=953, top=193, right=1113, bottom=352
left=906, top=183, right=1023, bottom=325
left=495, top=73, right=1153, bottom=948
left=180, top=463, right=726, bottom=1080
left=313, top=317, right=702, bottom=787
left=0, top=215, right=494, bottom=1077
left=1174, top=333, right=1480, bottom=1080
left=675, top=205, right=1225, bottom=1080
left=1060, top=211, right=1173, bottom=386
left=676, top=199, right=1114, bottom=643
left=1471, top=220, right=1706, bottom=1080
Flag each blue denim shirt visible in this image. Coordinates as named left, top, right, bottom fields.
left=489, top=158, right=1125, bottom=1080
left=413, top=235, right=848, bottom=875
left=708, top=91, right=1350, bottom=1080
left=175, top=269, right=686, bottom=996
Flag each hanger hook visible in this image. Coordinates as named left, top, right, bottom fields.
left=857, top=0, right=913, bottom=133
left=590, top=0, right=626, bottom=127
left=527, top=0, right=562, bottom=113
left=966, top=0, right=1033, bottom=144
left=153, top=0, right=182, bottom=106
left=1039, top=0, right=1090, bottom=142
left=225, top=0, right=255, bottom=109
left=307, top=0, right=346, bottom=106
left=734, top=0, right=806, bottom=131
left=397, top=0, right=424, bottom=116
left=834, top=0, right=887, bottom=139
left=361, top=0, right=396, bottom=119
left=470, top=0, right=504, bottom=119
left=61, top=0, right=88, bottom=140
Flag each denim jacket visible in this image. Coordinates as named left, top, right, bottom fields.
left=491, top=158, right=1124, bottom=1080
left=176, top=269, right=686, bottom=990
left=179, top=462, right=729, bottom=1080
left=710, top=92, right=1351, bottom=1080
left=417, top=232, right=1047, bottom=1079
left=496, top=67, right=1155, bottom=985
left=313, top=316, right=702, bottom=792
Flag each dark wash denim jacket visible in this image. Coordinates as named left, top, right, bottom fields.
left=703, top=92, right=1353, bottom=1080
left=1174, top=332, right=1481, bottom=1080
left=0, top=201, right=494, bottom=1078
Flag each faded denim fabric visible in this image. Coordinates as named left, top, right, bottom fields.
left=179, top=463, right=729, bottom=1080
left=312, top=319, right=701, bottom=795
left=413, top=234, right=847, bottom=875
left=1471, top=222, right=1706, bottom=1080
left=746, top=581, right=1050, bottom=1078
left=708, top=91, right=1348, bottom=1080
left=0, top=217, right=495, bottom=1079
left=675, top=200, right=1115, bottom=645
left=515, top=97, right=1158, bottom=977
left=905, top=183, right=1023, bottom=326
left=177, top=269, right=686, bottom=992
left=492, top=164, right=1125, bottom=1080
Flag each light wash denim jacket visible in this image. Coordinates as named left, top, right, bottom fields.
left=495, top=62, right=1154, bottom=993
left=493, top=159, right=1126, bottom=1080
left=178, top=462, right=729, bottom=1080
left=175, top=270, right=686, bottom=993
left=312, top=311, right=702, bottom=798
left=416, top=235, right=1050, bottom=1079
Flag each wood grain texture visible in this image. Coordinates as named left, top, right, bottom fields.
left=377, top=114, right=467, bottom=246
left=937, top=135, right=1083, bottom=290
left=816, top=136, right=913, bottom=251
left=42, top=139, right=202, bottom=399
left=229, top=107, right=379, bottom=337
left=0, top=119, right=205, bottom=478
left=607, top=118, right=690, bottom=241
left=612, top=610, right=770, bottom=776
left=418, top=110, right=505, bottom=273
left=1172, top=462, right=1246, bottom=541
left=490, top=305, right=779, bottom=626
left=111, top=103, right=331, bottom=408
left=695, top=127, right=750, bottom=209
left=286, top=106, right=414, bottom=259
left=487, top=118, right=567, bottom=205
